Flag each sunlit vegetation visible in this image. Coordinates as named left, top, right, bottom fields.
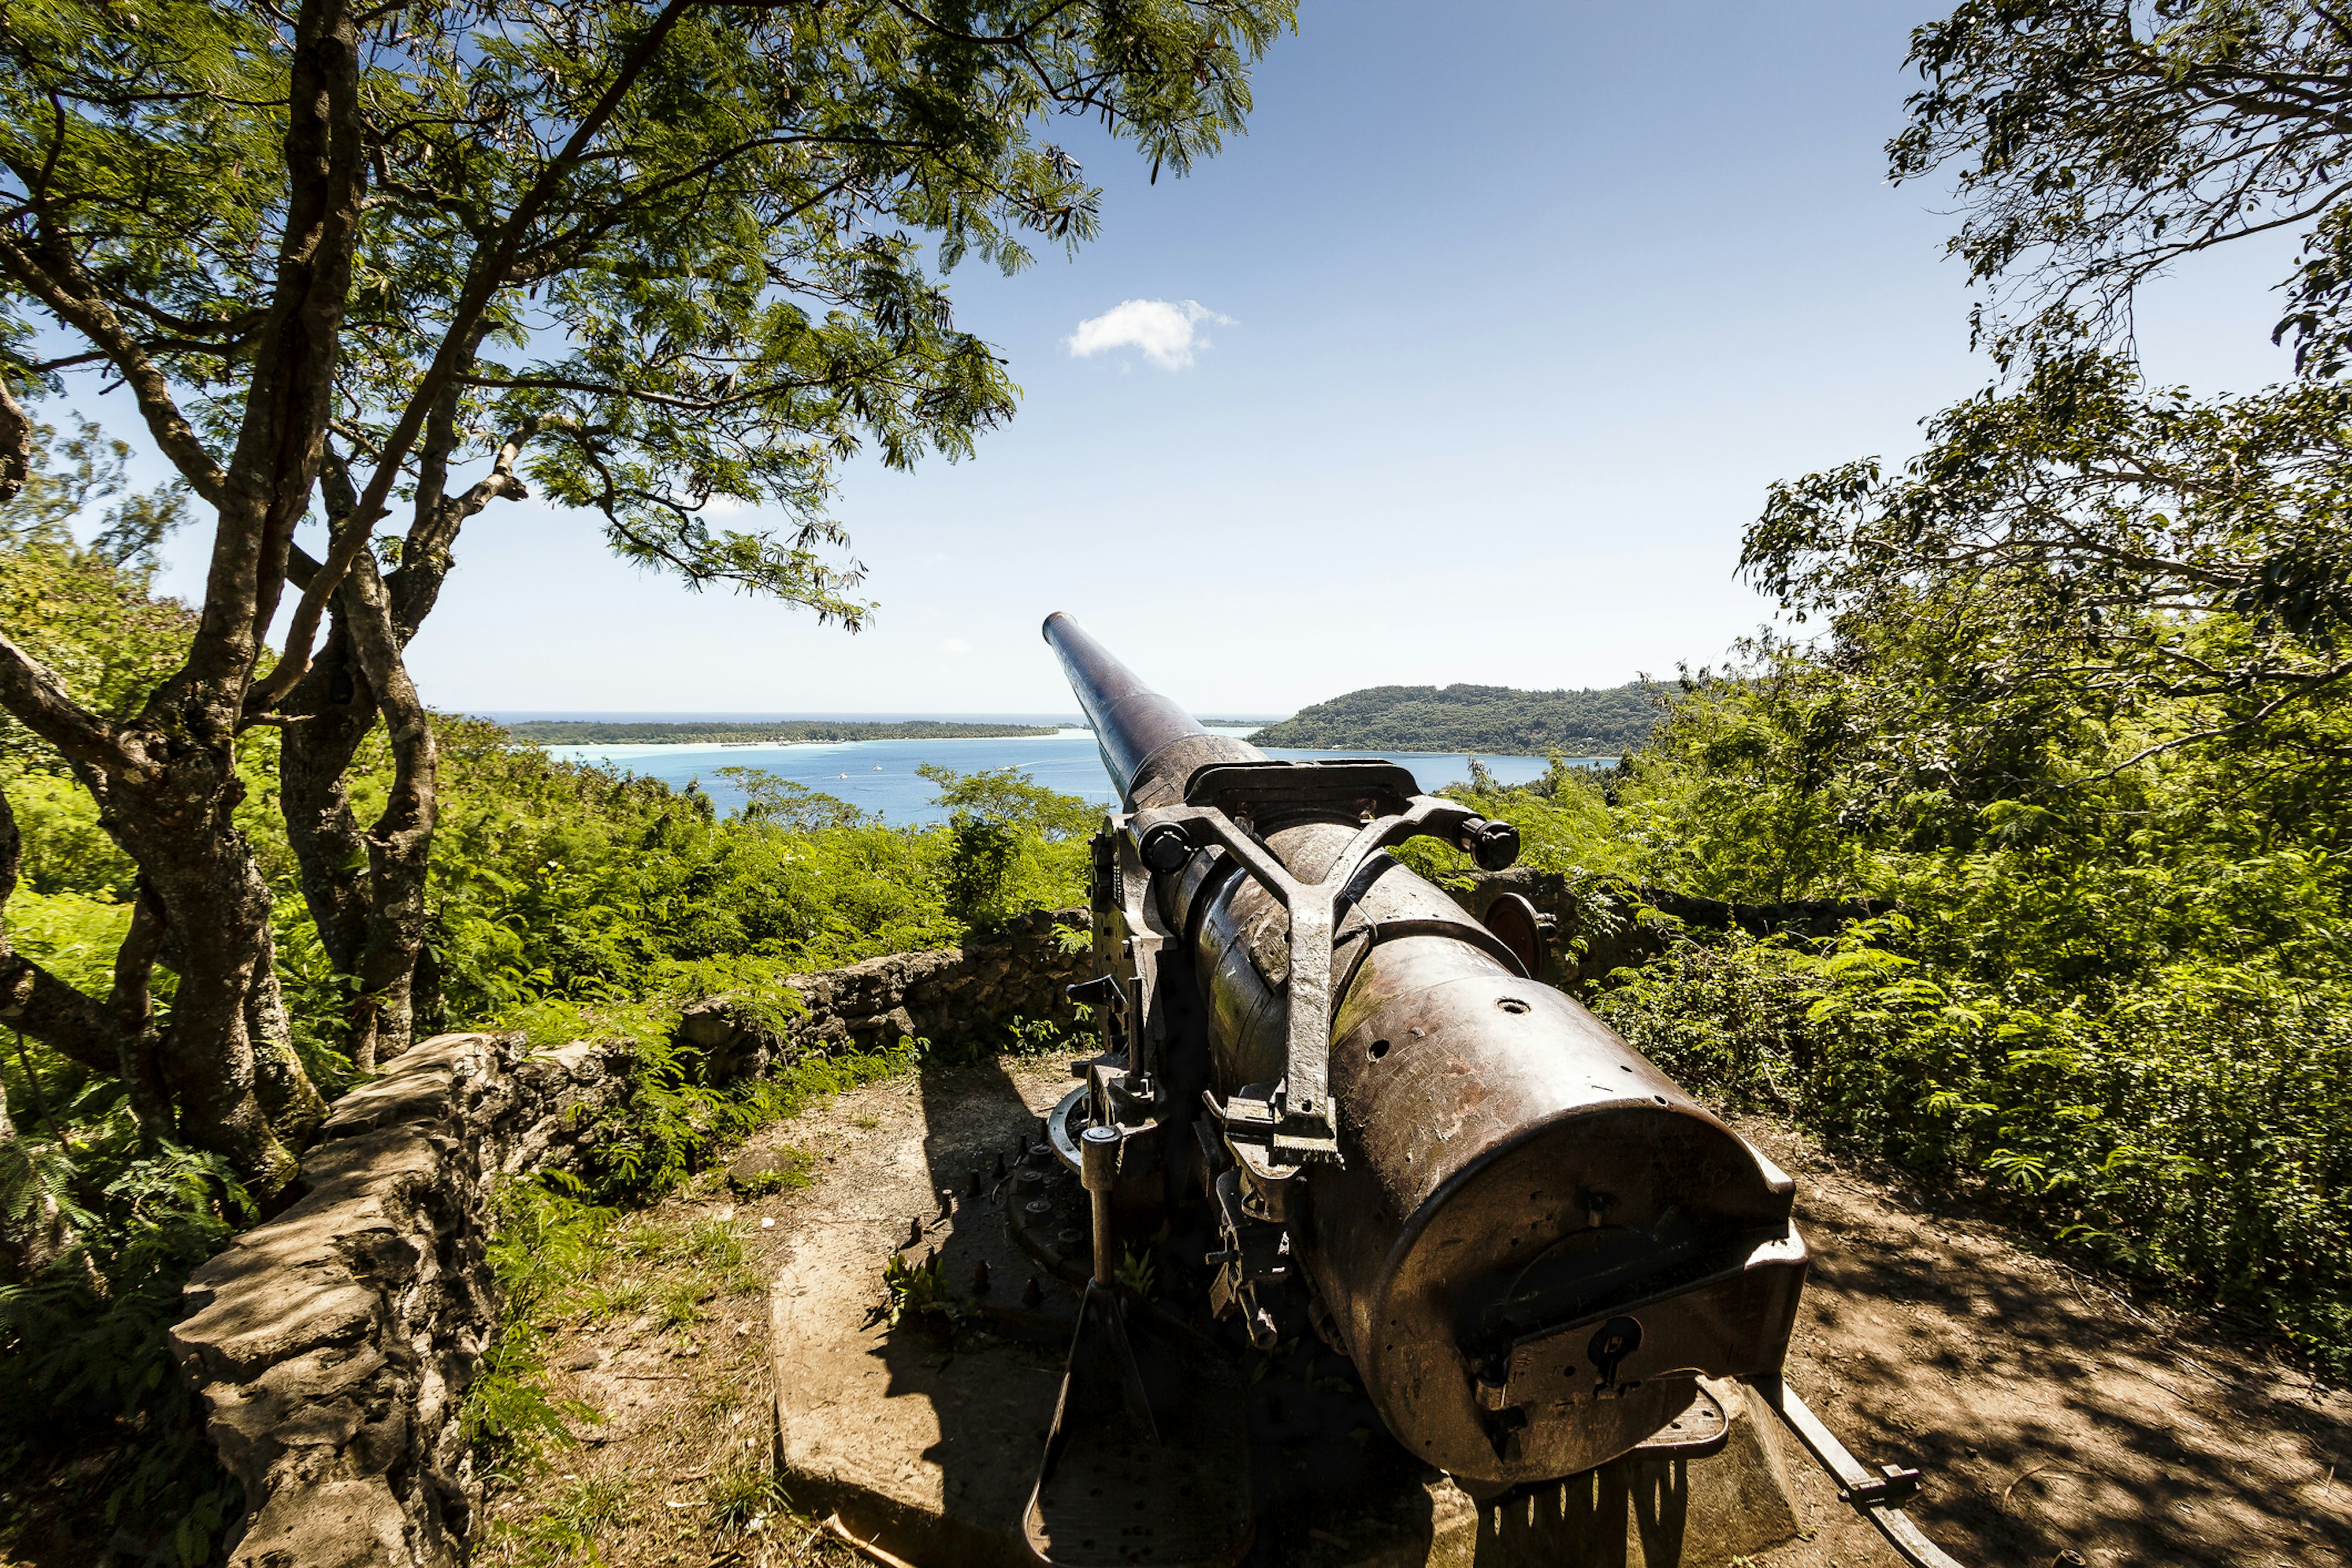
left=0, top=481, right=1096, bottom=1554
left=1250, top=681, right=1659, bottom=755
left=1403, top=549, right=2352, bottom=1374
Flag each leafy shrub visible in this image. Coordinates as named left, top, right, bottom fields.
left=1459, top=628, right=2352, bottom=1370
left=0, top=1142, right=252, bottom=1564
left=461, top=1178, right=612, bottom=1471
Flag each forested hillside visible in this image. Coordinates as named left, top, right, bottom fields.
left=1249, top=682, right=1659, bottom=753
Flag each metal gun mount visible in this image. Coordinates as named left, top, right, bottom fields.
left=1077, top=757, right=1529, bottom=1346
left=1017, top=613, right=1968, bottom=1568
left=1142, top=763, right=1521, bottom=1166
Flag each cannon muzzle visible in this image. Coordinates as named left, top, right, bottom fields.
left=1043, top=611, right=1262, bottom=807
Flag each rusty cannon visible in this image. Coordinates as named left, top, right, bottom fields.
left=1015, top=612, right=1966, bottom=1568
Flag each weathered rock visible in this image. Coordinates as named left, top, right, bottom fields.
left=683, top=907, right=1093, bottom=1071
left=676, top=998, right=739, bottom=1049
left=725, top=1145, right=809, bottom=1197
left=172, top=1032, right=630, bottom=1568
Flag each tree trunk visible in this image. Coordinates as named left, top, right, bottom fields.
left=280, top=445, right=464, bottom=1072
left=104, top=744, right=313, bottom=1199
left=279, top=602, right=439, bottom=1071
left=281, top=619, right=377, bottom=979
left=247, top=903, right=327, bottom=1140
left=280, top=599, right=437, bottom=1073
left=339, top=550, right=437, bottom=1071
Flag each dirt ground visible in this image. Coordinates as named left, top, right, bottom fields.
left=473, top=1061, right=2352, bottom=1568
left=1736, top=1111, right=2352, bottom=1568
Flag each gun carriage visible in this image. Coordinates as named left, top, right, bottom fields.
left=1011, top=614, right=1962, bottom=1568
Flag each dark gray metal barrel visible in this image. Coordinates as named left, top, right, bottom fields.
left=1042, top=616, right=1807, bottom=1487
left=1042, top=612, right=1262, bottom=808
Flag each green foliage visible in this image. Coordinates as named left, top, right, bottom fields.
left=0, top=421, right=195, bottom=774
left=726, top=1148, right=813, bottom=1198
left=1502, top=573, right=2352, bottom=1365
left=464, top=1184, right=772, bottom=1470
left=944, top=815, right=1020, bottom=932
left=462, top=1180, right=609, bottom=1470
left=1392, top=753, right=1642, bottom=888
left=5, top=772, right=137, bottom=901
left=499, top=987, right=907, bottom=1204
left=1747, top=352, right=2352, bottom=766
left=1, top=884, right=134, bottom=997
left=494, top=1474, right=630, bottom=1564
left=1115, top=1245, right=1156, bottom=1299
left=917, top=763, right=1101, bottom=840
left=1890, top=0, right=2352, bottom=372
left=0, top=1142, right=252, bottom=1564
left=710, top=769, right=872, bottom=832
left=919, top=762, right=1094, bottom=933
left=881, top=1249, right=975, bottom=1333
left=418, top=737, right=1093, bottom=1027
left=702, top=1452, right=784, bottom=1537
left=1248, top=682, right=1661, bottom=754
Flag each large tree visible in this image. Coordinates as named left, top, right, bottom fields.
left=1893, top=0, right=2352, bottom=371
left=1746, top=2, right=2352, bottom=780
left=0, top=0, right=1291, bottom=1191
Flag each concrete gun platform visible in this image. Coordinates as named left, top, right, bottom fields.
left=766, top=1059, right=1804, bottom=1567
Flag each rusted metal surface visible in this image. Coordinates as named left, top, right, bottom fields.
left=1031, top=612, right=1820, bottom=1529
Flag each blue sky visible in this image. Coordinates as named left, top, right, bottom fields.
left=138, top=1, right=2302, bottom=717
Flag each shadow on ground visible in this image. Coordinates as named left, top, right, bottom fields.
left=1743, top=1112, right=2352, bottom=1568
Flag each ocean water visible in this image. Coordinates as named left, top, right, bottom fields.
left=539, top=728, right=1610, bottom=825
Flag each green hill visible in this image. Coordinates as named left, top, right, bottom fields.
left=1248, top=682, right=1660, bottom=755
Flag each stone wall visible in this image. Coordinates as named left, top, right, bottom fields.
left=171, top=909, right=1096, bottom=1568
left=678, top=907, right=1094, bottom=1078
left=170, top=1033, right=630, bottom=1568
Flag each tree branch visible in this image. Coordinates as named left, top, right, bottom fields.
left=0, top=633, right=137, bottom=774
left=0, top=232, right=230, bottom=510
left=0, top=785, right=123, bottom=1077
left=249, top=0, right=696, bottom=715
left=0, top=372, right=28, bottom=507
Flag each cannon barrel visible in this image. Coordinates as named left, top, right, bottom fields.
left=1039, top=614, right=1808, bottom=1487
left=1043, top=609, right=1264, bottom=808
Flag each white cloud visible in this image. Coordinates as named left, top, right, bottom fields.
left=1066, top=299, right=1234, bottom=370
left=939, top=638, right=971, bottom=655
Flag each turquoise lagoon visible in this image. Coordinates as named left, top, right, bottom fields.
left=537, top=728, right=1608, bottom=825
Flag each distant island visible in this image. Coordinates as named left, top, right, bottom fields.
left=1248, top=682, right=1660, bottom=755
left=503, top=718, right=1064, bottom=745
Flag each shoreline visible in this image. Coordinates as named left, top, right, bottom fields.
left=524, top=728, right=1621, bottom=760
